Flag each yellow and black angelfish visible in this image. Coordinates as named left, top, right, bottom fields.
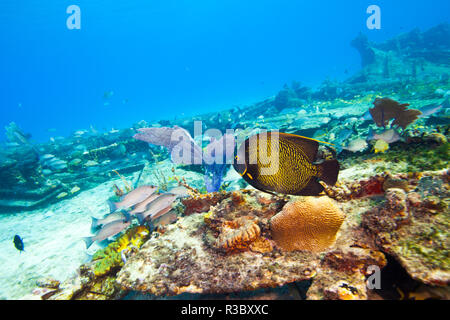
left=233, top=132, right=339, bottom=196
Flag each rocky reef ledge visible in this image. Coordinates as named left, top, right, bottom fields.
left=29, top=169, right=448, bottom=300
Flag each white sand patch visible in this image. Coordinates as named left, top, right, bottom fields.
left=0, top=176, right=135, bottom=300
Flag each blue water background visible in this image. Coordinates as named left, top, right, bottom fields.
left=0, top=0, right=449, bottom=142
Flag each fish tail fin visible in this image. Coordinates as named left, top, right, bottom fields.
left=367, top=128, right=375, bottom=141
left=107, top=200, right=117, bottom=214
left=91, top=217, right=100, bottom=230
left=317, top=159, right=339, bottom=186
left=136, top=213, right=147, bottom=225
left=121, top=210, right=131, bottom=222
left=82, top=236, right=94, bottom=249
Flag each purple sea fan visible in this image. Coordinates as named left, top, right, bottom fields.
left=134, top=126, right=236, bottom=192
left=203, top=133, right=236, bottom=193
left=134, top=126, right=203, bottom=165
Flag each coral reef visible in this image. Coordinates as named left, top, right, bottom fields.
left=28, top=226, right=150, bottom=300
left=116, top=190, right=325, bottom=296
left=115, top=189, right=387, bottom=297
left=181, top=191, right=227, bottom=216
left=270, top=196, right=345, bottom=252
left=362, top=169, right=449, bottom=286
left=213, top=216, right=261, bottom=253
left=4, top=23, right=450, bottom=301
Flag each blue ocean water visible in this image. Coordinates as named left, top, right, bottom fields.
left=1, top=0, right=449, bottom=142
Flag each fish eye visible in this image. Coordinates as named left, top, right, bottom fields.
left=235, top=155, right=239, bottom=161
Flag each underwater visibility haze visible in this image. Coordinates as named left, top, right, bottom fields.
left=0, top=0, right=449, bottom=301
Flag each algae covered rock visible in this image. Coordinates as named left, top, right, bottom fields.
left=117, top=190, right=322, bottom=296
left=363, top=170, right=450, bottom=286
left=116, top=190, right=387, bottom=298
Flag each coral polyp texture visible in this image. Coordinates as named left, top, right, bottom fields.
left=116, top=190, right=323, bottom=296
left=213, top=216, right=261, bottom=253
left=362, top=169, right=450, bottom=286
left=270, top=196, right=345, bottom=252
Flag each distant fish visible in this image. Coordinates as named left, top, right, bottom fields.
left=91, top=210, right=131, bottom=230
left=168, top=186, right=190, bottom=198
left=359, top=110, right=372, bottom=121
left=154, top=212, right=178, bottom=227
left=13, top=235, right=24, bottom=252
left=373, top=139, right=389, bottom=153
left=107, top=185, right=158, bottom=213
left=73, top=130, right=87, bottom=137
left=335, top=128, right=354, bottom=143
left=150, top=205, right=173, bottom=221
left=40, top=156, right=67, bottom=171
left=129, top=193, right=160, bottom=215
left=136, top=193, right=178, bottom=224
left=83, top=219, right=131, bottom=249
left=418, top=98, right=448, bottom=118
left=4, top=142, right=20, bottom=148
left=342, top=138, right=368, bottom=153
left=333, top=128, right=356, bottom=153
left=41, top=154, right=55, bottom=160
left=313, top=129, right=327, bottom=140
left=103, top=90, right=114, bottom=99
left=233, top=132, right=339, bottom=196
left=367, top=128, right=401, bottom=144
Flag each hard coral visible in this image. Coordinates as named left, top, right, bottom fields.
left=249, top=237, right=274, bottom=253
left=91, top=225, right=150, bottom=277
left=270, top=196, right=345, bottom=252
left=324, top=175, right=385, bottom=201
left=214, top=216, right=261, bottom=253
left=182, top=192, right=227, bottom=216
left=362, top=170, right=450, bottom=286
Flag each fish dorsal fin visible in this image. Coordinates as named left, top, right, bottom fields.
left=278, top=132, right=319, bottom=162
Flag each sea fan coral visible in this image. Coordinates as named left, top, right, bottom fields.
left=270, top=196, right=345, bottom=252
left=369, top=97, right=421, bottom=129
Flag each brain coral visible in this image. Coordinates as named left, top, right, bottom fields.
left=270, top=196, right=345, bottom=252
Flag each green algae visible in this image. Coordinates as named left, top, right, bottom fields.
left=342, top=141, right=450, bottom=174
left=91, top=243, right=124, bottom=277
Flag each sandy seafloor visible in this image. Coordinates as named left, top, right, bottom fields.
left=0, top=176, right=137, bottom=300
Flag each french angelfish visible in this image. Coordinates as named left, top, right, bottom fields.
left=233, top=132, right=339, bottom=196
left=107, top=185, right=157, bottom=213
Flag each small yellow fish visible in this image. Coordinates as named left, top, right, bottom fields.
left=373, top=140, right=389, bottom=153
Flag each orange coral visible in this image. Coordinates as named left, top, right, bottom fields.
left=249, top=237, right=274, bottom=253
left=214, top=216, right=260, bottom=252
left=270, top=196, right=345, bottom=252
left=231, top=191, right=245, bottom=206
left=182, top=192, right=226, bottom=216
